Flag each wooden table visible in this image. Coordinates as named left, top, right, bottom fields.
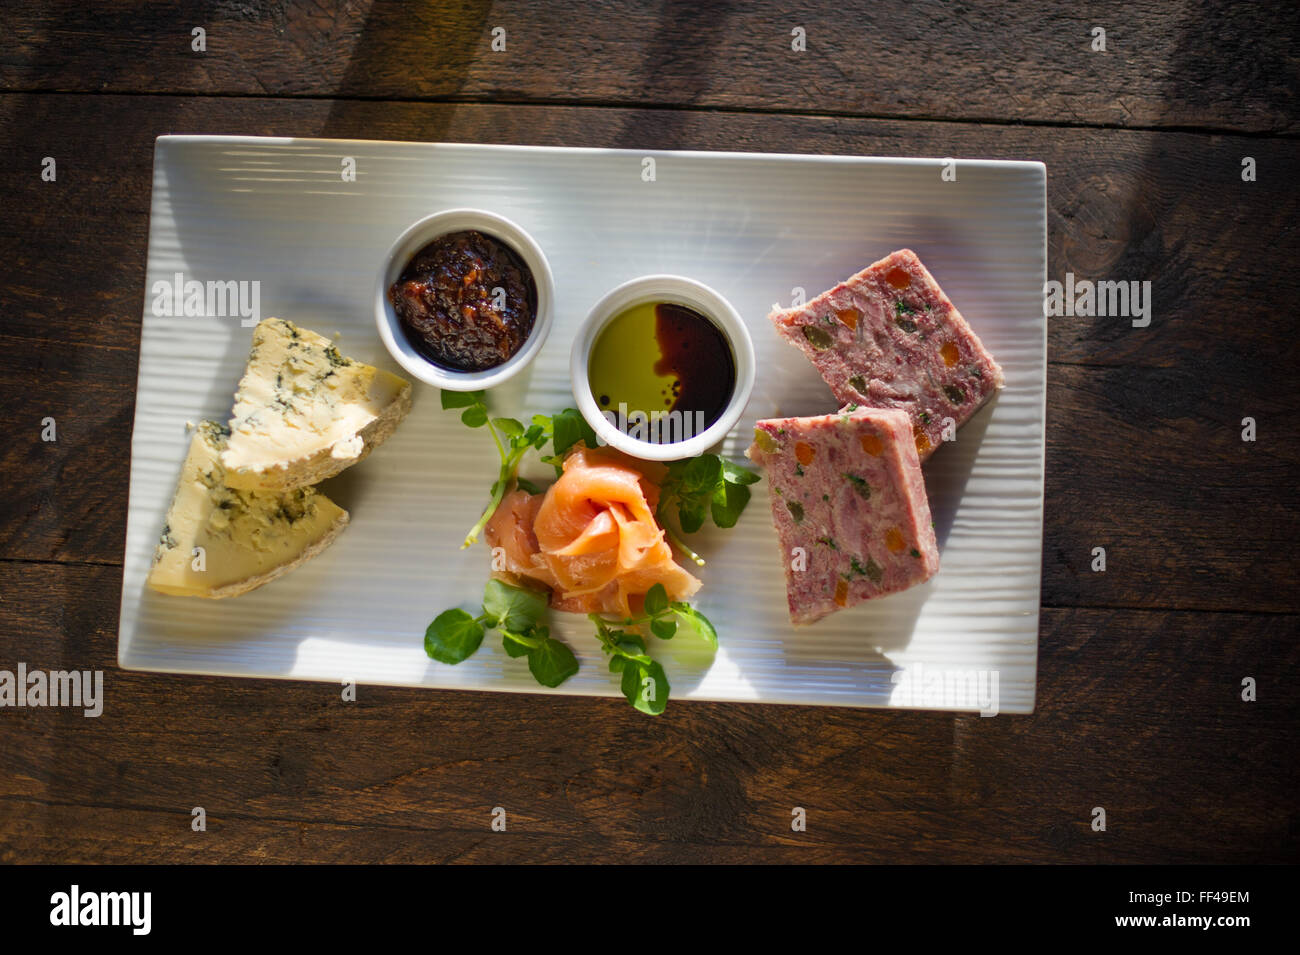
left=1, top=1, right=1296, bottom=864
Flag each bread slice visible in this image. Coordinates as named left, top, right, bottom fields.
left=220, top=317, right=412, bottom=490
left=147, top=421, right=349, bottom=598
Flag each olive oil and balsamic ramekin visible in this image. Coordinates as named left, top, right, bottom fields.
left=571, top=275, right=753, bottom=461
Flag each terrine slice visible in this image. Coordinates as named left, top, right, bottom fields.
left=746, top=408, right=940, bottom=625
left=769, top=249, right=1004, bottom=460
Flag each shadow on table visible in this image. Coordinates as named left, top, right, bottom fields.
left=321, top=1, right=494, bottom=143
left=609, top=2, right=738, bottom=152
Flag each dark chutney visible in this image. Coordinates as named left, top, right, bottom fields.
left=388, top=230, right=537, bottom=371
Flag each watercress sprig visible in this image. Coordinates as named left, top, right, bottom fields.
left=656, top=454, right=761, bottom=565
left=425, top=580, right=718, bottom=714
left=589, top=617, right=670, bottom=715
left=442, top=390, right=597, bottom=547
left=425, top=579, right=579, bottom=687
left=606, top=581, right=719, bottom=648
left=587, top=582, right=718, bottom=713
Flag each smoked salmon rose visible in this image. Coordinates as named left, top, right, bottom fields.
left=485, top=444, right=701, bottom=616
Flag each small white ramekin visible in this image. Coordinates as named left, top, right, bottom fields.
left=375, top=208, right=554, bottom=392
left=570, top=275, right=755, bottom=462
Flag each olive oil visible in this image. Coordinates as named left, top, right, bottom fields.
left=588, top=301, right=736, bottom=444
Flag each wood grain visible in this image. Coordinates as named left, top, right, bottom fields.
left=3, top=94, right=1296, bottom=364
left=1, top=96, right=1296, bottom=612
left=0, top=561, right=1295, bottom=863
left=0, top=2, right=1295, bottom=133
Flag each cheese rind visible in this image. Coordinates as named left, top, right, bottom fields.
left=221, top=317, right=412, bottom=490
left=147, top=421, right=349, bottom=598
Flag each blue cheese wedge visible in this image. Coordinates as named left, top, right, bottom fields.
left=220, top=317, right=412, bottom=490
left=147, top=421, right=349, bottom=598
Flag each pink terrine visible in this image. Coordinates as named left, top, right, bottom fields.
left=746, top=408, right=940, bottom=625
left=768, top=249, right=1004, bottom=460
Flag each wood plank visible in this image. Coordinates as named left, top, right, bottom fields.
left=0, top=562, right=1294, bottom=863
left=1043, top=367, right=1299, bottom=613
left=0, top=336, right=137, bottom=566
left=1, top=2, right=1295, bottom=133
left=0, top=96, right=1295, bottom=611
left=2, top=95, right=1296, bottom=365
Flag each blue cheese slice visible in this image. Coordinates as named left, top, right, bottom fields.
left=221, top=317, right=412, bottom=490
left=147, top=421, right=349, bottom=598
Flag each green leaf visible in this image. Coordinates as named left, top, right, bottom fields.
left=651, top=617, right=677, bottom=640
left=614, top=634, right=647, bottom=656
left=441, top=390, right=484, bottom=410
left=482, top=579, right=548, bottom=633
left=680, top=454, right=723, bottom=496
left=609, top=655, right=627, bottom=673
left=461, top=405, right=488, bottom=428
left=623, top=660, right=669, bottom=715
left=550, top=408, right=597, bottom=458
left=550, top=410, right=580, bottom=454
left=516, top=477, right=541, bottom=495
left=677, top=499, right=707, bottom=534
left=620, top=660, right=642, bottom=705
left=424, top=609, right=485, bottom=664
left=721, top=459, right=760, bottom=486
left=493, top=417, right=524, bottom=437
left=659, top=453, right=760, bottom=534
left=520, top=423, right=547, bottom=450
left=671, top=602, right=718, bottom=650
left=528, top=638, right=580, bottom=687
left=501, top=631, right=532, bottom=658
left=644, top=583, right=669, bottom=616
left=711, top=479, right=751, bottom=529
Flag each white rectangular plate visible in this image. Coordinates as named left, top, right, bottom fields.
left=120, top=136, right=1046, bottom=714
